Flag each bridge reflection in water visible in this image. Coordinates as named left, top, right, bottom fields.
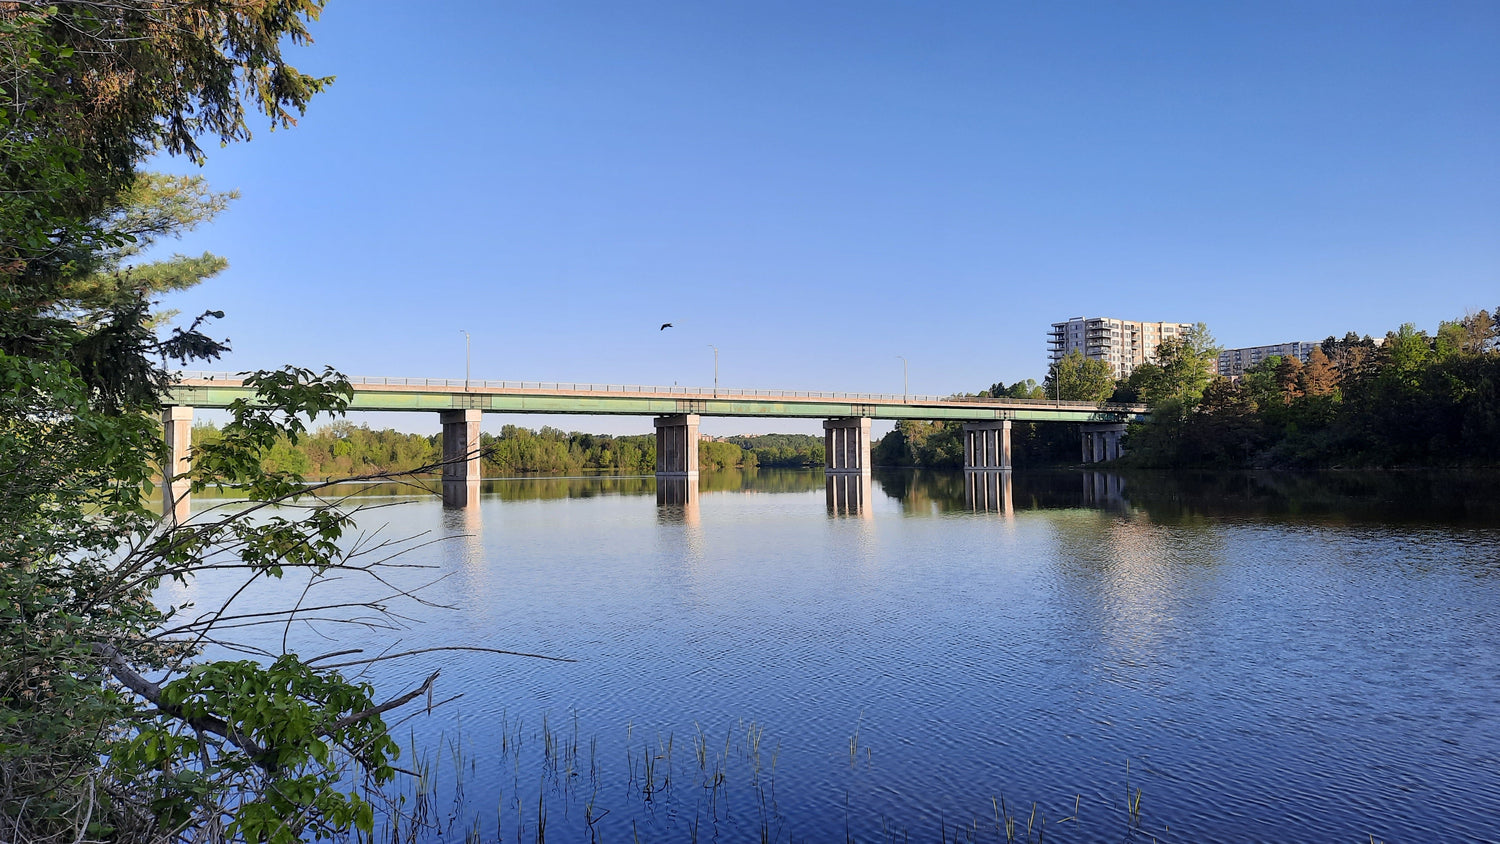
left=964, top=469, right=1014, bottom=516
left=825, top=472, right=873, bottom=518
left=656, top=477, right=699, bottom=525
left=653, top=470, right=1099, bottom=521
left=1083, top=471, right=1128, bottom=511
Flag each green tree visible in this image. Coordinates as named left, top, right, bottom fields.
left=2, top=1, right=330, bottom=304
left=1135, top=323, right=1221, bottom=410
left=873, top=420, right=964, bottom=468
left=0, top=5, right=495, bottom=841
left=1043, top=350, right=1115, bottom=403
left=986, top=379, right=1045, bottom=399
left=3, top=365, right=484, bottom=842
left=54, top=174, right=238, bottom=321
left=700, top=440, right=746, bottom=471
left=726, top=434, right=825, bottom=467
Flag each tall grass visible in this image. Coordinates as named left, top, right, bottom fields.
left=350, top=711, right=1173, bottom=844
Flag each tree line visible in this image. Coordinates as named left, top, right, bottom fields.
left=1124, top=312, right=1500, bottom=467
left=193, top=422, right=828, bottom=476
left=874, top=312, right=1500, bottom=469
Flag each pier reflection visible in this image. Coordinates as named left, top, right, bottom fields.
left=825, top=472, right=873, bottom=518
left=964, top=469, right=1013, bottom=516
left=1082, top=471, right=1128, bottom=512
left=656, top=477, right=700, bottom=525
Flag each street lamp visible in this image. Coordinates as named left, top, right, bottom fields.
left=896, top=355, right=908, bottom=402
left=708, top=344, right=718, bottom=397
left=459, top=329, right=470, bottom=391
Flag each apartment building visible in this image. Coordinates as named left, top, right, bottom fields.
left=1048, top=317, right=1194, bottom=380
left=1217, top=341, right=1318, bottom=378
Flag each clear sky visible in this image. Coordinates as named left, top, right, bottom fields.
left=157, top=1, right=1499, bottom=435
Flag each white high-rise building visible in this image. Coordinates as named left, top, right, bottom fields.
left=1047, top=317, right=1194, bottom=380
left=1217, top=341, right=1317, bottom=378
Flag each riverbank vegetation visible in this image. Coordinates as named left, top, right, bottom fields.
left=362, top=714, right=1168, bottom=844
left=873, top=316, right=1500, bottom=470
left=1, top=5, right=488, bottom=842
left=1122, top=313, right=1500, bottom=468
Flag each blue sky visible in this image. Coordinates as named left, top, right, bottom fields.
left=158, top=1, right=1498, bottom=435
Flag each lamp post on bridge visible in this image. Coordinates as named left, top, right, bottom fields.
left=708, top=344, right=718, bottom=398
left=897, top=355, right=907, bottom=403
left=460, top=329, right=470, bottom=391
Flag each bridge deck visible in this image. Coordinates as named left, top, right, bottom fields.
left=168, top=373, right=1147, bottom=423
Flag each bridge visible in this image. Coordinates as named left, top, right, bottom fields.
left=162, top=372, right=1145, bottom=519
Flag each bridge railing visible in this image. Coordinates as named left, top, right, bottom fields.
left=171, top=371, right=1142, bottom=413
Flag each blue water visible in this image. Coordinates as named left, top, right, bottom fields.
left=171, top=471, right=1500, bottom=842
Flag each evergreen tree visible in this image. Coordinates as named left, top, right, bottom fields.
left=1299, top=346, right=1339, bottom=396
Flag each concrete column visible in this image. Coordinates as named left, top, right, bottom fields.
left=822, top=417, right=871, bottom=474
left=441, top=408, right=483, bottom=508
left=961, top=421, right=1011, bottom=470
left=162, top=406, right=193, bottom=523
left=1082, top=423, right=1127, bottom=464
left=1086, top=425, right=1128, bottom=464
left=655, top=414, right=701, bottom=478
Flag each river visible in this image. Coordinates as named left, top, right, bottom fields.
left=168, top=469, right=1500, bottom=842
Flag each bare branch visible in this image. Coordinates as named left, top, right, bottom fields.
left=314, top=645, right=575, bottom=669
left=322, top=671, right=441, bottom=736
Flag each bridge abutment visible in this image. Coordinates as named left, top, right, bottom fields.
left=655, top=414, right=700, bottom=478
left=823, top=417, right=871, bottom=474
left=163, top=405, right=193, bottom=523
left=441, top=408, right=482, bottom=508
left=962, top=420, right=1011, bottom=470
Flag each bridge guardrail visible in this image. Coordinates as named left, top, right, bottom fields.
left=171, top=371, right=1142, bottom=413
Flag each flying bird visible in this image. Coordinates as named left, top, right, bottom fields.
left=660, top=323, right=673, bottom=331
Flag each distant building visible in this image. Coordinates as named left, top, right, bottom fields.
left=1048, top=317, right=1194, bottom=380
left=1217, top=341, right=1317, bottom=378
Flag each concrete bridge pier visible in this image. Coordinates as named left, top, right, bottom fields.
left=1081, top=423, right=1127, bottom=464
left=823, top=417, right=871, bottom=474
left=441, top=409, right=482, bottom=508
left=962, top=420, right=1011, bottom=470
left=655, top=414, right=700, bottom=478
left=163, top=405, right=194, bottom=523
